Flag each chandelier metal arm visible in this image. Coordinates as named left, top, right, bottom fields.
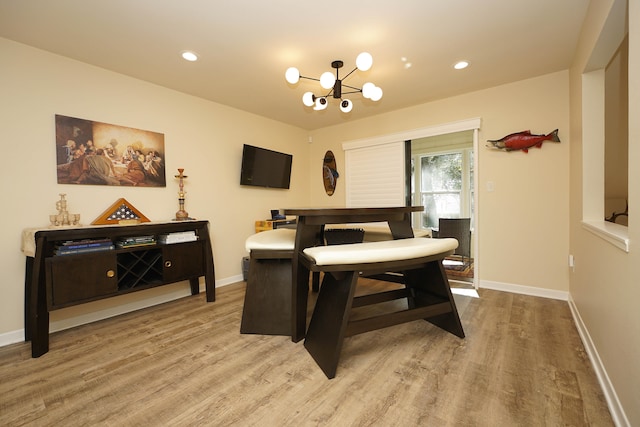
left=341, top=66, right=358, bottom=81
left=298, top=75, right=320, bottom=83
left=341, top=83, right=362, bottom=92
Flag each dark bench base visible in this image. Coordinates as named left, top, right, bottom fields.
left=302, top=255, right=465, bottom=379
left=240, top=249, right=293, bottom=336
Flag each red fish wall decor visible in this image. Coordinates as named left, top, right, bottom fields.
left=487, top=129, right=560, bottom=153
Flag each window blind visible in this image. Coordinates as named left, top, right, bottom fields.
left=344, top=141, right=405, bottom=207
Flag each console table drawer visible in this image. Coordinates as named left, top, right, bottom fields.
left=46, top=253, right=118, bottom=307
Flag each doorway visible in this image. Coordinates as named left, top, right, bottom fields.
left=409, top=131, right=475, bottom=283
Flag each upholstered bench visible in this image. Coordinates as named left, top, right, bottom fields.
left=240, top=228, right=296, bottom=335
left=300, top=237, right=465, bottom=379
left=312, top=225, right=430, bottom=291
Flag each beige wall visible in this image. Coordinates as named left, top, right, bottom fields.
left=0, top=38, right=310, bottom=337
left=569, top=0, right=638, bottom=425
left=309, top=71, right=570, bottom=294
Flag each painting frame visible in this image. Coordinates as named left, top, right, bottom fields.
left=55, top=114, right=166, bottom=187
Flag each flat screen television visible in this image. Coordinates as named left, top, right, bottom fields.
left=240, top=144, right=293, bottom=189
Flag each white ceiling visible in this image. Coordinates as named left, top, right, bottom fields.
left=0, top=0, right=589, bottom=130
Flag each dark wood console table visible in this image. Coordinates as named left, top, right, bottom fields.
left=23, top=220, right=215, bottom=358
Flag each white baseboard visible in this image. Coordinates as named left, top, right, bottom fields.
left=0, top=329, right=24, bottom=347
left=216, top=274, right=244, bottom=287
left=479, top=279, right=569, bottom=300
left=0, top=276, right=244, bottom=350
left=568, top=296, right=630, bottom=427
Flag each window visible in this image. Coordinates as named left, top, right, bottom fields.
left=581, top=0, right=629, bottom=251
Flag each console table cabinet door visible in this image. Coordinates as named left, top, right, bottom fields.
left=46, top=253, right=118, bottom=308
left=162, top=241, right=205, bottom=283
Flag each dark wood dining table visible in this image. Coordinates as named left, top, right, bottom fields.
left=283, top=206, right=425, bottom=342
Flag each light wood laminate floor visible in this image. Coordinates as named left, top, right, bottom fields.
left=0, top=280, right=613, bottom=426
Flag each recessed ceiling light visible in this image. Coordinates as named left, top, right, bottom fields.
left=454, top=61, right=469, bottom=70
left=181, top=51, right=199, bottom=62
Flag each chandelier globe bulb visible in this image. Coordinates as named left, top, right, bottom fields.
left=370, top=86, right=383, bottom=102
left=302, top=91, right=315, bottom=107
left=285, top=67, right=300, bottom=84
left=356, top=52, right=373, bottom=71
left=314, top=97, right=328, bottom=110
left=362, top=82, right=375, bottom=99
left=320, top=71, right=336, bottom=89
left=340, top=99, right=353, bottom=113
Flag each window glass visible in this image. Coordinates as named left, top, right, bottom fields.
left=420, top=153, right=463, bottom=228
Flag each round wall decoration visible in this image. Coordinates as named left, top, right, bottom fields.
left=322, top=150, right=339, bottom=196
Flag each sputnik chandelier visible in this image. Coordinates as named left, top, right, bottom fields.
left=285, top=52, right=383, bottom=113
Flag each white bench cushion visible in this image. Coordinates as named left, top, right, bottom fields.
left=245, top=228, right=296, bottom=251
left=303, top=237, right=458, bottom=266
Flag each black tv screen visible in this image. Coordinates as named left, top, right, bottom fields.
left=240, top=144, right=293, bottom=189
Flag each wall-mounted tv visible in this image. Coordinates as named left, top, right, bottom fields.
left=240, top=144, right=293, bottom=189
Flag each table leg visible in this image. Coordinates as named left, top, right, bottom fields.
left=203, top=238, right=216, bottom=302
left=189, top=278, right=200, bottom=295
left=30, top=248, right=49, bottom=357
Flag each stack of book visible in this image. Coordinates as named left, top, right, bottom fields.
left=158, top=231, right=198, bottom=244
left=115, top=235, right=156, bottom=248
left=54, top=238, right=114, bottom=256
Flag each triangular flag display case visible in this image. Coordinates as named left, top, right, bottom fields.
left=91, top=198, right=150, bottom=225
